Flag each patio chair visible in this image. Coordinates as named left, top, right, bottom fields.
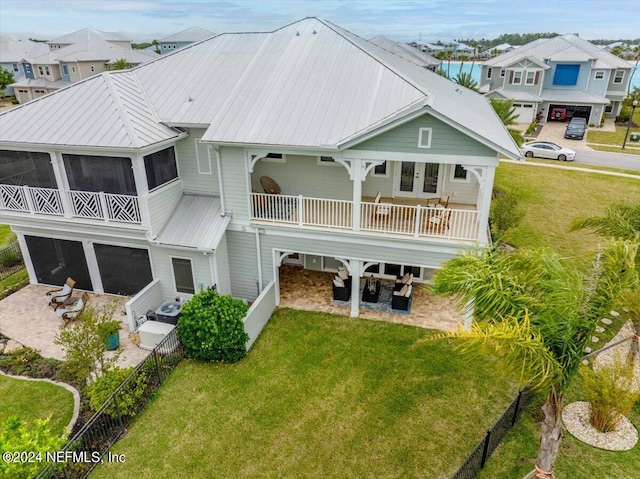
left=260, top=176, right=281, bottom=195
left=392, top=284, right=412, bottom=311
left=428, top=209, right=452, bottom=233
left=56, top=292, right=89, bottom=327
left=426, top=195, right=450, bottom=208
left=45, top=277, right=76, bottom=309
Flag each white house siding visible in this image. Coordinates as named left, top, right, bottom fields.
left=214, top=233, right=232, bottom=295
left=219, top=147, right=250, bottom=221
left=226, top=229, right=260, bottom=300
left=440, top=164, right=480, bottom=205
left=350, top=114, right=497, bottom=157
left=174, top=130, right=220, bottom=195
left=147, top=179, right=183, bottom=237
left=148, top=245, right=214, bottom=300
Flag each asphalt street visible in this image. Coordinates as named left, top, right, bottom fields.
left=573, top=149, right=640, bottom=171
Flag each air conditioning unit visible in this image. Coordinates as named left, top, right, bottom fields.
left=138, top=320, right=176, bottom=351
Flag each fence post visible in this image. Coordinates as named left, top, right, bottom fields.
left=153, top=350, right=163, bottom=384
left=298, top=195, right=304, bottom=226
left=414, top=205, right=421, bottom=237
left=480, top=430, right=491, bottom=467
left=112, top=394, right=125, bottom=433
left=512, top=389, right=523, bottom=426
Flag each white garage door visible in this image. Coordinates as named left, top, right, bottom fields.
left=512, top=103, right=535, bottom=123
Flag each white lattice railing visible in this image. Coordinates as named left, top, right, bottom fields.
left=68, top=191, right=140, bottom=223
left=0, top=185, right=63, bottom=215
left=251, top=193, right=480, bottom=241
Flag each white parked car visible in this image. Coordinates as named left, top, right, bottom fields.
left=520, top=141, right=576, bottom=161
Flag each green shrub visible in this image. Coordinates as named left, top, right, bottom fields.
left=178, top=289, right=249, bottom=363
left=580, top=360, right=640, bottom=432
left=0, top=416, right=66, bottom=479
left=490, top=188, right=525, bottom=242
left=0, top=247, right=21, bottom=268
left=617, top=106, right=631, bottom=123
left=87, top=366, right=148, bottom=418
left=525, top=120, right=538, bottom=135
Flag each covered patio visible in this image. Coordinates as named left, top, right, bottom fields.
left=0, top=285, right=149, bottom=366
left=278, top=264, right=465, bottom=331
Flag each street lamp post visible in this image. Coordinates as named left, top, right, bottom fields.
left=622, top=99, right=638, bottom=150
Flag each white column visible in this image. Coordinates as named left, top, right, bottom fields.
left=477, top=166, right=495, bottom=244
left=83, top=241, right=104, bottom=293
left=131, top=154, right=151, bottom=227
left=349, top=259, right=361, bottom=318
left=51, top=152, right=72, bottom=218
left=352, top=158, right=362, bottom=232
left=16, top=233, right=37, bottom=284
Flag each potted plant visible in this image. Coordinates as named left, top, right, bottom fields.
left=99, top=320, right=122, bottom=351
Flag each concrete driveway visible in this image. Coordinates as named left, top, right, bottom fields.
left=536, top=121, right=589, bottom=150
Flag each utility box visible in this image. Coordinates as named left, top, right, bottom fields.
left=138, top=320, right=176, bottom=351
left=630, top=132, right=640, bottom=142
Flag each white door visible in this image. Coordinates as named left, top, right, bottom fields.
left=394, top=162, right=441, bottom=198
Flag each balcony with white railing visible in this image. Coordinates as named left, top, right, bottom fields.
left=250, top=193, right=480, bottom=242
left=0, top=184, right=141, bottom=224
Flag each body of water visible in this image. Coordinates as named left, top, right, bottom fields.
left=439, top=61, right=640, bottom=92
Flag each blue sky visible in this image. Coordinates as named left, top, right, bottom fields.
left=1, top=0, right=639, bottom=43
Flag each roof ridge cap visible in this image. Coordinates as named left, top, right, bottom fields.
left=102, top=71, right=141, bottom=148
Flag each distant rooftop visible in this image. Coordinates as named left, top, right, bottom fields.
left=159, top=27, right=215, bottom=43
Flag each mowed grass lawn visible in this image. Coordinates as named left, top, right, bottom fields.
left=92, top=309, right=517, bottom=479
left=495, top=161, right=640, bottom=263
left=0, top=375, right=74, bottom=436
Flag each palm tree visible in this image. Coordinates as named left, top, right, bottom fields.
left=611, top=45, right=624, bottom=58
left=457, top=55, right=469, bottom=76
left=490, top=98, right=524, bottom=146
left=110, top=58, right=129, bottom=71
left=425, top=241, right=638, bottom=479
left=152, top=39, right=160, bottom=54
left=454, top=72, right=478, bottom=91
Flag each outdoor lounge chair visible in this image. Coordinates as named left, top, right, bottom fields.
left=260, top=176, right=282, bottom=194
left=45, top=277, right=76, bottom=309
left=392, top=284, right=412, bottom=311
left=426, top=195, right=450, bottom=208
left=56, top=292, right=89, bottom=327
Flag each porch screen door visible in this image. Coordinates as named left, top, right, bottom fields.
left=395, top=162, right=440, bottom=198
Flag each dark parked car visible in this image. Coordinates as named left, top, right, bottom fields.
left=564, top=120, right=586, bottom=140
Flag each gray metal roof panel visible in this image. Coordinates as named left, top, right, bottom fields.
left=541, top=89, right=610, bottom=104
left=159, top=27, right=215, bottom=43
left=154, top=194, right=227, bottom=249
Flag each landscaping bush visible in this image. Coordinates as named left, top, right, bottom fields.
left=490, top=188, right=525, bottom=242
left=0, top=347, right=62, bottom=379
left=0, top=416, right=66, bottom=479
left=525, top=120, right=538, bottom=135
left=616, top=106, right=631, bottom=123
left=87, top=366, right=148, bottom=419
left=178, top=289, right=249, bottom=363
left=580, top=360, right=640, bottom=432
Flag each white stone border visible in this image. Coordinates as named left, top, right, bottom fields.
left=0, top=371, right=80, bottom=436
left=562, top=401, right=638, bottom=451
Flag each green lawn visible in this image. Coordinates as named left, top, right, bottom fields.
left=0, top=224, right=15, bottom=248
left=0, top=374, right=74, bottom=436
left=91, top=309, right=517, bottom=479
left=495, top=162, right=640, bottom=263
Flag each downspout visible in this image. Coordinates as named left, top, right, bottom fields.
left=211, top=145, right=225, bottom=214
left=255, top=230, right=263, bottom=294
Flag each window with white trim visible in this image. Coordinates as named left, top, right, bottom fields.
left=594, top=70, right=605, bottom=80
left=525, top=71, right=536, bottom=85
left=38, top=66, right=44, bottom=75
left=171, top=257, right=195, bottom=294
left=71, top=66, right=76, bottom=73
left=372, top=161, right=388, bottom=177
left=500, top=69, right=505, bottom=78
left=613, top=70, right=624, bottom=84
left=45, top=66, right=50, bottom=75
left=263, top=153, right=286, bottom=163
left=317, top=156, right=339, bottom=166
left=486, top=67, right=492, bottom=79
left=90, top=66, right=95, bottom=72
left=605, top=104, right=613, bottom=113
left=417, top=127, right=432, bottom=148
left=25, top=64, right=31, bottom=74
left=450, top=164, right=469, bottom=182
left=512, top=70, right=523, bottom=85
left=12, top=63, right=18, bottom=73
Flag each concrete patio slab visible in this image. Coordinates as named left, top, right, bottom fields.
left=0, top=285, right=149, bottom=367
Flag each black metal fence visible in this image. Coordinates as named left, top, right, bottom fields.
left=452, top=388, right=533, bottom=479
left=0, top=241, right=24, bottom=281
left=37, top=329, right=185, bottom=479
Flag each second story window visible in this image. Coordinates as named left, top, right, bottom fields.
left=12, top=63, right=19, bottom=73
left=594, top=70, right=605, bottom=80
left=38, top=66, right=44, bottom=75
left=525, top=71, right=536, bottom=85
left=45, top=66, right=50, bottom=75
left=613, top=70, right=625, bottom=84
left=144, top=146, right=178, bottom=190
left=500, top=69, right=505, bottom=78
left=0, top=150, right=56, bottom=188
left=510, top=70, right=522, bottom=85
left=486, top=67, right=492, bottom=79
left=90, top=66, right=95, bottom=72
left=553, top=64, right=580, bottom=85
left=62, top=64, right=68, bottom=75
left=63, top=154, right=137, bottom=195
left=25, top=64, right=32, bottom=74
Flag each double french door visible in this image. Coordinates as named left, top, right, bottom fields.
left=394, top=162, right=441, bottom=198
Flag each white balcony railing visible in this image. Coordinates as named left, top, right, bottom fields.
left=68, top=191, right=141, bottom=223
left=251, top=193, right=480, bottom=241
left=0, top=185, right=63, bottom=215
left=0, top=184, right=140, bottom=224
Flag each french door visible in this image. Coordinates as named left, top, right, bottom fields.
left=394, top=162, right=441, bottom=198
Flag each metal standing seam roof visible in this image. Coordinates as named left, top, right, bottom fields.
left=31, top=38, right=157, bottom=64
left=541, top=89, right=610, bottom=104
left=484, top=34, right=632, bottom=70
left=0, top=36, right=49, bottom=63
left=490, top=88, right=542, bottom=102
left=0, top=71, right=179, bottom=149
left=159, top=27, right=215, bottom=43
left=153, top=194, right=228, bottom=250
left=48, top=28, right=131, bottom=45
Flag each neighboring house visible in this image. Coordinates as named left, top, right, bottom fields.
left=480, top=34, right=633, bottom=124
left=0, top=35, right=48, bottom=96
left=0, top=18, right=520, bottom=332
left=7, top=28, right=157, bottom=103
left=368, top=36, right=440, bottom=71
left=158, top=27, right=215, bottom=54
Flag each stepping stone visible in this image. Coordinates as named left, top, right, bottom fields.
left=581, top=359, right=589, bottom=366
left=610, top=311, right=620, bottom=317
left=601, top=318, right=613, bottom=325
left=584, top=347, right=592, bottom=353
left=596, top=326, right=605, bottom=333
left=592, top=336, right=600, bottom=343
